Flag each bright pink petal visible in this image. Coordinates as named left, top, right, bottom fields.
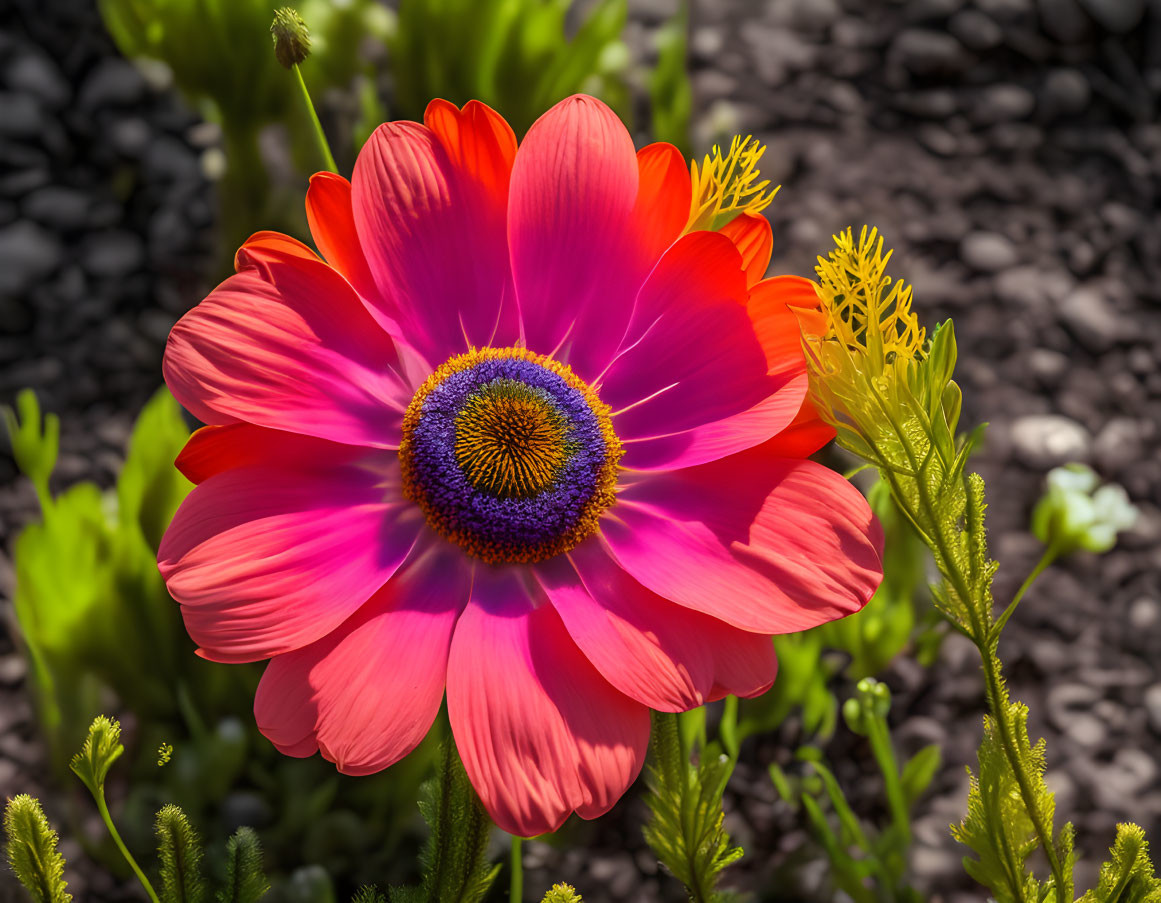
left=351, top=110, right=517, bottom=365
left=254, top=538, right=470, bottom=774
left=508, top=95, right=643, bottom=380
left=602, top=453, right=883, bottom=634
left=306, top=172, right=384, bottom=310
left=446, top=567, right=649, bottom=836
left=535, top=539, right=778, bottom=711
left=163, top=234, right=410, bottom=449
left=599, top=231, right=806, bottom=470
left=158, top=455, right=422, bottom=663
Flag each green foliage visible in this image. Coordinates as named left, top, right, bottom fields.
left=157, top=805, right=206, bottom=903
left=217, top=829, right=269, bottom=903
left=648, top=2, right=692, bottom=154
left=952, top=700, right=1072, bottom=903
left=3, top=795, right=71, bottom=903
left=2, top=390, right=58, bottom=510
left=351, top=889, right=388, bottom=903
left=540, top=884, right=583, bottom=903
left=772, top=681, right=937, bottom=903
left=70, top=715, right=125, bottom=799
left=643, top=712, right=742, bottom=903
left=1080, top=825, right=1161, bottom=903
left=389, top=0, right=633, bottom=137
left=389, top=742, right=498, bottom=903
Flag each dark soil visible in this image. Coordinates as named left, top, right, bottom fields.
left=2, top=0, right=1160, bottom=901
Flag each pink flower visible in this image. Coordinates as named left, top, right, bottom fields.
left=158, top=96, right=883, bottom=837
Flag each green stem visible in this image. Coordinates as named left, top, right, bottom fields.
left=991, top=544, right=1060, bottom=643
left=508, top=835, right=523, bottom=903
left=95, top=794, right=160, bottom=903
left=293, top=63, right=338, bottom=174
left=864, top=713, right=909, bottom=849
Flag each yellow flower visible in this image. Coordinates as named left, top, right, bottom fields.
left=686, top=135, right=779, bottom=233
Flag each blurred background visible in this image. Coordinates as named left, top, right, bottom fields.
left=0, top=0, right=1159, bottom=900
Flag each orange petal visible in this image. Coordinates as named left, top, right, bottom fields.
left=305, top=172, right=381, bottom=304
left=424, top=98, right=517, bottom=204
left=634, top=142, right=691, bottom=262
left=721, top=212, right=773, bottom=287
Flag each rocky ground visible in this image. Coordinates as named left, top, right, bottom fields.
left=2, top=0, right=1160, bottom=900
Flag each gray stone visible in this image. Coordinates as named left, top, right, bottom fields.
left=80, top=231, right=145, bottom=279
left=78, top=58, right=146, bottom=109
left=1077, top=0, right=1146, bottom=32
left=1145, top=684, right=1161, bottom=735
left=961, top=231, right=1020, bottom=272
left=0, top=221, right=61, bottom=295
left=1038, top=0, right=1092, bottom=41
left=949, top=10, right=1003, bottom=50
left=1010, top=414, right=1092, bottom=467
left=1094, top=417, right=1149, bottom=474
left=0, top=92, right=44, bottom=139
left=889, top=29, right=970, bottom=78
left=977, top=84, right=1037, bottom=123
left=1058, top=286, right=1126, bottom=353
left=22, top=186, right=91, bottom=229
left=4, top=52, right=70, bottom=108
left=1042, top=68, right=1091, bottom=118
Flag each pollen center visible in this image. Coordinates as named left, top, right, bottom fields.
left=455, top=379, right=570, bottom=498
left=399, top=347, right=622, bottom=565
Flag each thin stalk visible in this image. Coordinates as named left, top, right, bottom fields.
left=508, top=835, right=523, bottom=903
left=95, top=794, right=160, bottom=903
left=864, top=713, right=909, bottom=848
left=293, top=64, right=338, bottom=174
left=991, top=544, right=1060, bottom=643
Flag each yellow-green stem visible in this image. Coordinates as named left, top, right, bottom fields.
left=509, top=834, right=523, bottom=903
left=294, top=63, right=338, bottom=174
left=95, top=794, right=159, bottom=903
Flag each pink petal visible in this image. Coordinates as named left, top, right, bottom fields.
left=599, top=230, right=806, bottom=470
left=254, top=538, right=470, bottom=774
left=535, top=539, right=778, bottom=711
left=158, top=454, right=422, bottom=662
left=163, top=234, right=411, bottom=449
left=351, top=111, right=517, bottom=366
left=446, top=567, right=649, bottom=836
left=508, top=95, right=644, bottom=380
left=602, top=453, right=884, bottom=634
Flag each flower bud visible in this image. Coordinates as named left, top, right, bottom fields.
left=1032, top=463, right=1138, bottom=555
left=270, top=7, right=311, bottom=69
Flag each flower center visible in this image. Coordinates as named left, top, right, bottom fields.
left=399, top=347, right=621, bottom=565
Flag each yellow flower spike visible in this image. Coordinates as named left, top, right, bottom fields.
left=686, top=135, right=780, bottom=233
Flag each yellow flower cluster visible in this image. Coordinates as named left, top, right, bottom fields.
left=686, top=135, right=779, bottom=233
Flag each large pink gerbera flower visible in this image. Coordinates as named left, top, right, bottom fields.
left=158, top=95, right=883, bottom=837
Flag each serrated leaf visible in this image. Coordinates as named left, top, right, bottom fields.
left=69, top=716, right=124, bottom=798
left=156, top=804, right=205, bottom=903
left=217, top=828, right=268, bottom=903
left=1078, top=824, right=1161, bottom=903
left=4, top=795, right=71, bottom=903
left=643, top=712, right=742, bottom=903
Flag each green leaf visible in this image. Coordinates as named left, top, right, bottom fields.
left=389, top=741, right=499, bottom=903
left=1079, top=824, right=1161, bottom=903
left=900, top=745, right=942, bottom=807
left=117, top=387, right=192, bottom=551
left=648, top=1, right=691, bottom=154
left=643, top=712, right=742, bottom=903
left=2, top=389, right=59, bottom=512
left=3, top=795, right=72, bottom=903
left=217, top=828, right=268, bottom=903
left=156, top=805, right=206, bottom=903
left=351, top=889, right=388, bottom=903
left=540, top=884, right=583, bottom=903
left=69, top=715, right=124, bottom=798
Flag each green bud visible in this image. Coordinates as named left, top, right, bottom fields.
left=270, top=8, right=311, bottom=69
left=69, top=716, right=124, bottom=799
left=1032, top=463, right=1138, bottom=555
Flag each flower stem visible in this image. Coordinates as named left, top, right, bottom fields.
left=991, top=544, right=1060, bottom=642
left=294, top=63, right=338, bottom=174
left=509, top=834, right=523, bottom=903
left=95, top=794, right=160, bottom=903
